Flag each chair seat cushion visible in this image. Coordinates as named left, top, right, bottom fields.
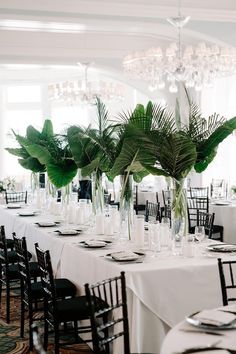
left=56, top=296, right=89, bottom=321
left=6, top=238, right=14, bottom=249
left=55, top=278, right=77, bottom=298
left=0, top=250, right=32, bottom=263
left=29, top=261, right=41, bottom=277
left=56, top=296, right=105, bottom=322
left=6, top=264, right=21, bottom=280
left=31, top=278, right=77, bottom=300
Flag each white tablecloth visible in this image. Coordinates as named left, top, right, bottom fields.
left=0, top=205, right=225, bottom=354
left=210, top=202, right=236, bottom=244
left=161, top=318, right=236, bottom=354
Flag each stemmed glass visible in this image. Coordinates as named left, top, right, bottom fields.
left=194, top=225, right=205, bottom=243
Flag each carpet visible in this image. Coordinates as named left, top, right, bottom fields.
left=0, top=291, right=93, bottom=354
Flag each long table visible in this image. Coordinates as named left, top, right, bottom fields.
left=0, top=205, right=225, bottom=353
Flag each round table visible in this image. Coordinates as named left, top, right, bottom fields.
left=161, top=318, right=236, bottom=354
left=210, top=201, right=236, bottom=244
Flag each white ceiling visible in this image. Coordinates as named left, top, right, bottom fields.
left=0, top=0, right=236, bottom=92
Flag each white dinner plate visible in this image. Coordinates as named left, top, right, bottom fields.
left=80, top=240, right=108, bottom=248
left=214, top=202, right=231, bottom=206
left=18, top=211, right=36, bottom=217
left=36, top=221, right=58, bottom=227
left=186, top=311, right=236, bottom=330
left=57, top=229, right=80, bottom=236
left=7, top=204, right=21, bottom=209
left=107, top=251, right=145, bottom=262
left=206, top=244, right=236, bottom=253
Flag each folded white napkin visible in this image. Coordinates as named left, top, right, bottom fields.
left=194, top=309, right=236, bottom=326
left=111, top=251, right=139, bottom=261
left=85, top=240, right=106, bottom=247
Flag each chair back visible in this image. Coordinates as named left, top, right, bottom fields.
left=13, top=234, right=32, bottom=300
left=211, top=179, right=225, bottom=198
left=190, top=187, right=209, bottom=198
left=0, top=225, right=10, bottom=273
left=162, top=189, right=171, bottom=207
left=85, top=271, right=130, bottom=354
left=145, top=201, right=161, bottom=222
left=196, top=210, right=215, bottom=239
left=5, top=191, right=27, bottom=204
left=35, top=244, right=57, bottom=320
left=218, top=258, right=236, bottom=306
left=187, top=197, right=209, bottom=229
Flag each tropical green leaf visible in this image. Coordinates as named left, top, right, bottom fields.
left=81, top=157, right=101, bottom=177
left=24, top=144, right=52, bottom=165
left=142, top=164, right=170, bottom=178
left=42, top=119, right=54, bottom=138
left=18, top=157, right=46, bottom=172
left=46, top=160, right=77, bottom=188
left=26, top=126, right=42, bottom=143
left=151, top=132, right=197, bottom=180
left=194, top=116, right=236, bottom=172
left=5, top=147, right=28, bottom=159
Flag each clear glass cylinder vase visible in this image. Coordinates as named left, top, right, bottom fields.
left=171, top=178, right=188, bottom=254
left=91, top=172, right=104, bottom=215
left=119, top=174, right=134, bottom=241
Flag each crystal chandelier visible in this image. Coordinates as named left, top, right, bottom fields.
left=48, top=63, right=124, bottom=104
left=123, top=1, right=236, bottom=93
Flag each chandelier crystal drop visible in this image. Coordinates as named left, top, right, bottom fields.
left=123, top=2, right=236, bottom=93
left=48, top=63, right=124, bottom=104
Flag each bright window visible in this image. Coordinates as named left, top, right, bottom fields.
left=7, top=85, right=41, bottom=103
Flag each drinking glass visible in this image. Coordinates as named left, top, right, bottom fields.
left=194, top=225, right=205, bottom=242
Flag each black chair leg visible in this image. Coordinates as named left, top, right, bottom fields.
left=20, top=300, right=25, bottom=337
left=54, top=322, right=60, bottom=354
left=220, top=230, right=223, bottom=242
left=6, top=281, right=10, bottom=323
left=29, top=305, right=33, bottom=351
left=74, top=320, right=79, bottom=342
left=44, top=319, right=49, bottom=351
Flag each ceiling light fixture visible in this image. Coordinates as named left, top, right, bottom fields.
left=48, top=62, right=124, bottom=105
left=123, top=0, right=236, bottom=93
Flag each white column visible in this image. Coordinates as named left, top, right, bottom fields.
left=41, top=84, right=52, bottom=121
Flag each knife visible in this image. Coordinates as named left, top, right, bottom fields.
left=179, top=328, right=224, bottom=336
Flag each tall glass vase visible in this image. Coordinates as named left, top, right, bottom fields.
left=171, top=178, right=188, bottom=254
left=119, top=174, right=134, bottom=241
left=91, top=171, right=104, bottom=215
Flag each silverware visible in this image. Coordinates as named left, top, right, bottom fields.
left=179, top=328, right=224, bottom=336
left=174, top=347, right=236, bottom=354
left=173, top=339, right=222, bottom=354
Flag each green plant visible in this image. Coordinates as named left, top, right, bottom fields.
left=7, top=120, right=77, bottom=189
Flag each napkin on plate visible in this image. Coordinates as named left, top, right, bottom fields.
left=110, top=251, right=139, bottom=261
left=193, top=309, right=236, bottom=326
left=85, top=240, right=106, bottom=247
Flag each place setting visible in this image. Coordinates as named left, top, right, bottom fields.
left=103, top=250, right=146, bottom=263
left=78, top=239, right=113, bottom=249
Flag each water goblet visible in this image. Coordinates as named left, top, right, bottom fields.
left=194, top=225, right=205, bottom=243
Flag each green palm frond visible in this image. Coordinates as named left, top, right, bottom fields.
left=194, top=116, right=236, bottom=172
left=147, top=131, right=197, bottom=180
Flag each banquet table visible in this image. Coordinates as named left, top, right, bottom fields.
left=210, top=200, right=236, bottom=245
left=0, top=204, right=228, bottom=354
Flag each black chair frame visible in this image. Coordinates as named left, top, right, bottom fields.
left=218, top=258, right=236, bottom=306
left=35, top=243, right=91, bottom=354
left=5, top=190, right=27, bottom=204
